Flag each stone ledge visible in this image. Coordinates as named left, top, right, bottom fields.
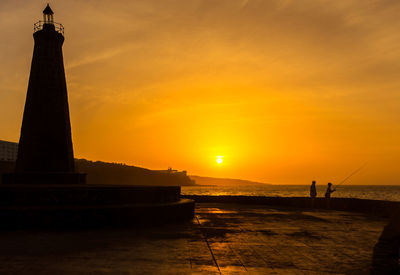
left=0, top=199, right=195, bottom=229
left=0, top=184, right=181, bottom=205
left=2, top=172, right=86, bottom=185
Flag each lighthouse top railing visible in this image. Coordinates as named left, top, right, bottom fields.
left=34, top=21, right=64, bottom=35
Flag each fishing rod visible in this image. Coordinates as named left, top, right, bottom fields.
left=335, top=162, right=368, bottom=188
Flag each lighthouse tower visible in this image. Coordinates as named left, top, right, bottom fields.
left=9, top=5, right=84, bottom=184
left=0, top=5, right=194, bottom=230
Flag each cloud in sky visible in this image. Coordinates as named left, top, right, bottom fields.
left=1, top=0, right=400, bottom=184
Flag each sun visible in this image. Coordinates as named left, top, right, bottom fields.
left=216, top=156, right=223, bottom=164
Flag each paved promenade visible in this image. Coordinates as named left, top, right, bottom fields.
left=0, top=203, right=387, bottom=274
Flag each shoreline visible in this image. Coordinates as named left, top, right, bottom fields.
left=181, top=185, right=400, bottom=202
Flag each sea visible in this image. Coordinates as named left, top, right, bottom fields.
left=181, top=185, right=400, bottom=202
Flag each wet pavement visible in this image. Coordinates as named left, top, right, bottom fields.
left=0, top=203, right=387, bottom=274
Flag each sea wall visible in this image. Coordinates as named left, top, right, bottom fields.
left=182, top=195, right=400, bottom=217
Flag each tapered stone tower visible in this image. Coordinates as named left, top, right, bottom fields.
left=5, top=4, right=85, bottom=184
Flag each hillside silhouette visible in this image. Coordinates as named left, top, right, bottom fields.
left=75, top=159, right=195, bottom=186
left=0, top=159, right=195, bottom=186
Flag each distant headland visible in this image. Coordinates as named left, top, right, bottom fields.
left=1, top=157, right=270, bottom=187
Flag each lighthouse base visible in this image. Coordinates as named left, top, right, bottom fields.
left=0, top=184, right=194, bottom=229
left=2, top=172, right=86, bottom=185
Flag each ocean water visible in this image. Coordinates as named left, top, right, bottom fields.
left=181, top=185, right=400, bottom=202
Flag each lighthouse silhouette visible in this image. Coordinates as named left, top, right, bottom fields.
left=5, top=4, right=85, bottom=184
left=0, top=4, right=194, bottom=229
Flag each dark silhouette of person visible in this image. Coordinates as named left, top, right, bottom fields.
left=324, top=182, right=336, bottom=209
left=310, top=181, right=317, bottom=198
left=324, top=182, right=336, bottom=198
left=310, top=181, right=317, bottom=208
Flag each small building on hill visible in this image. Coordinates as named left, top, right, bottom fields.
left=0, top=140, right=18, bottom=161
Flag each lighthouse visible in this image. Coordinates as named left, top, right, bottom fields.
left=6, top=4, right=85, bottom=184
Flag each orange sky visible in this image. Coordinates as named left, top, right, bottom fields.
left=1, top=1, right=400, bottom=184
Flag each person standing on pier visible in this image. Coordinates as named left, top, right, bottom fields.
left=310, top=181, right=317, bottom=208
left=325, top=183, right=336, bottom=198
left=310, top=181, right=317, bottom=198
left=324, top=182, right=336, bottom=209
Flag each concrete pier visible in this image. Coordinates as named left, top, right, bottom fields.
left=0, top=203, right=388, bottom=274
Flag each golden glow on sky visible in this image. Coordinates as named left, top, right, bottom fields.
left=1, top=1, right=400, bottom=184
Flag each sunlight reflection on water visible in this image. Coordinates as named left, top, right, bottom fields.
left=181, top=185, right=400, bottom=202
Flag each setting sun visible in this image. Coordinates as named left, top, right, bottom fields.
left=216, top=156, right=223, bottom=164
